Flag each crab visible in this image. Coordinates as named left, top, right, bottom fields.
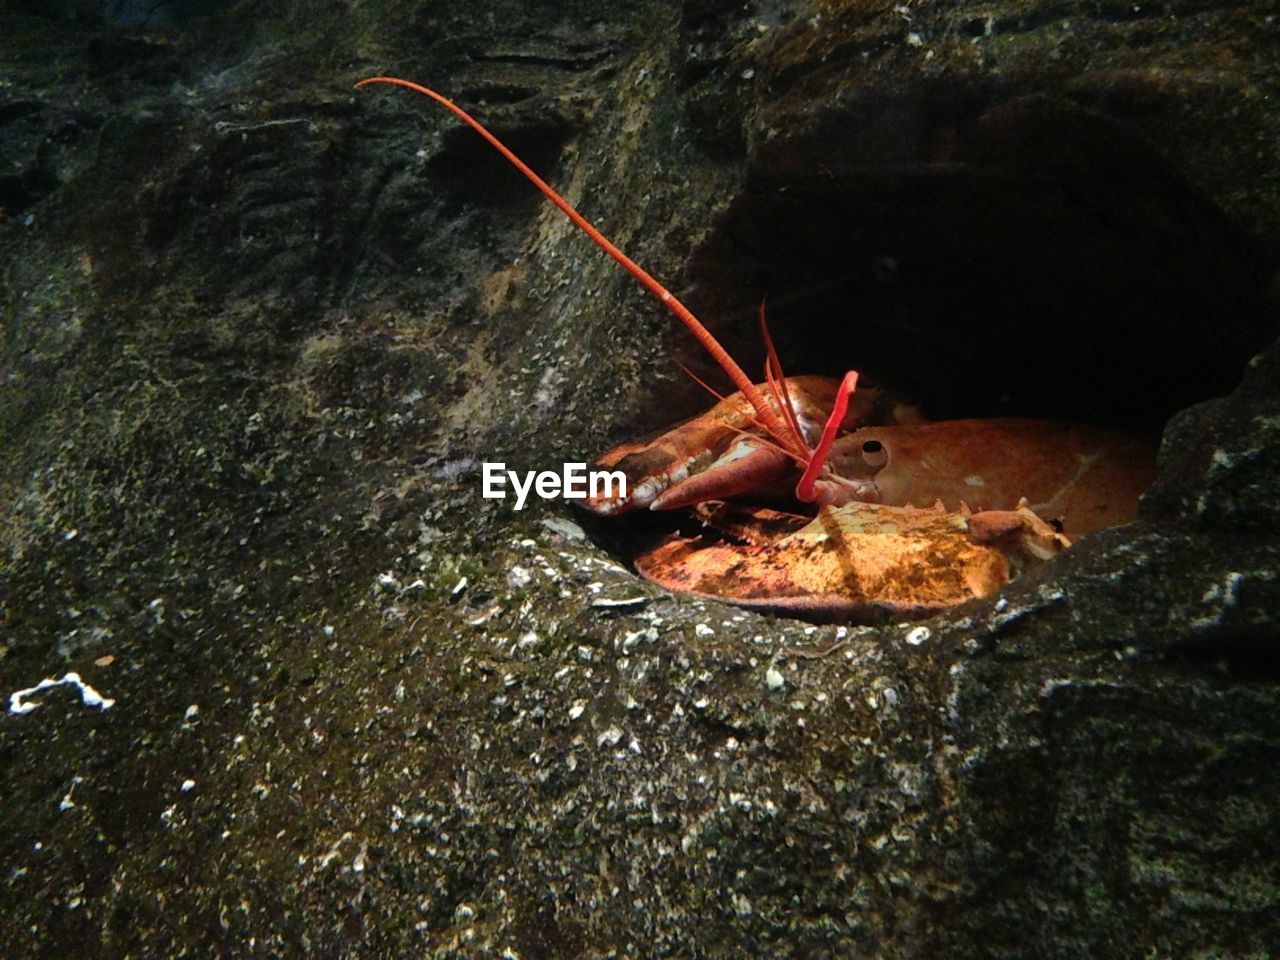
left=356, top=77, right=1158, bottom=621
left=580, top=376, right=1154, bottom=620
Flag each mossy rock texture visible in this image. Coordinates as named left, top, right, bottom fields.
left=1, top=1, right=1278, bottom=957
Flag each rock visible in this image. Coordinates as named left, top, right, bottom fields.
left=0, top=1, right=1277, bottom=956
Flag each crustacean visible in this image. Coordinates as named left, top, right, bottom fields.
left=357, top=77, right=1157, bottom=621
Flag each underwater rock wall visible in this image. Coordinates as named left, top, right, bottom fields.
left=1, top=0, right=1277, bottom=956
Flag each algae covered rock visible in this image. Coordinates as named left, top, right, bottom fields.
left=1, top=1, right=1277, bottom=956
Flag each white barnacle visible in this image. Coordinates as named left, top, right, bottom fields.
left=905, top=626, right=931, bottom=646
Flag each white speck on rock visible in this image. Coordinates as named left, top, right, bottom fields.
left=59, top=778, right=81, bottom=810
left=1039, top=677, right=1073, bottom=698
left=540, top=516, right=585, bottom=540
left=590, top=596, right=648, bottom=609
left=597, top=726, right=623, bottom=748
left=906, top=626, right=931, bottom=646
left=9, top=672, right=115, bottom=715
left=506, top=565, right=533, bottom=589
left=621, top=627, right=658, bottom=652
left=765, top=667, right=785, bottom=691
left=1221, top=571, right=1244, bottom=606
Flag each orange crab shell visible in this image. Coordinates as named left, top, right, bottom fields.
left=828, top=419, right=1158, bottom=538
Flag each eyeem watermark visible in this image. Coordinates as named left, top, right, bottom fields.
left=482, top=462, right=626, bottom=510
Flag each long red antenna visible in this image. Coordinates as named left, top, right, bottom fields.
left=354, top=76, right=807, bottom=461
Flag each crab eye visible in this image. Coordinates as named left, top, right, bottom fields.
left=861, top=438, right=889, bottom=469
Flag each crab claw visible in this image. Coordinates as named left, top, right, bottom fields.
left=582, top=375, right=886, bottom=516
left=580, top=405, right=758, bottom=515
left=634, top=502, right=1020, bottom=623
left=648, top=438, right=793, bottom=510
left=633, top=499, right=1075, bottom=622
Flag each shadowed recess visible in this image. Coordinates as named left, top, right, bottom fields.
left=682, top=94, right=1275, bottom=429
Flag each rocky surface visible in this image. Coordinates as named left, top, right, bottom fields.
left=1, top=1, right=1277, bottom=956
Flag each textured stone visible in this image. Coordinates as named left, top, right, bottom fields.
left=1, top=1, right=1277, bottom=957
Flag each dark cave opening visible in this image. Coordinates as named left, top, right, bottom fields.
left=679, top=94, right=1275, bottom=431
left=581, top=93, right=1277, bottom=618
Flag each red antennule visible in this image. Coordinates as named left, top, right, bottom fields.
left=796, top=371, right=860, bottom=503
